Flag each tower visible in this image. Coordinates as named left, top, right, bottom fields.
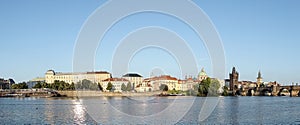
left=256, top=70, right=263, bottom=87
left=230, top=67, right=239, bottom=95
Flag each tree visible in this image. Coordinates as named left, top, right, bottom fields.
left=20, top=82, right=28, bottom=89
left=186, top=89, right=198, bottom=96
left=126, top=82, right=132, bottom=91
left=58, top=83, right=64, bottom=90
left=33, top=82, right=42, bottom=88
left=98, top=83, right=103, bottom=91
left=11, top=82, right=28, bottom=89
left=198, top=78, right=221, bottom=97
left=50, top=80, right=73, bottom=90
left=75, top=82, right=82, bottom=89
left=208, top=79, right=221, bottom=96
left=81, top=79, right=92, bottom=90
left=164, top=85, right=168, bottom=91
left=198, top=84, right=205, bottom=96
left=199, top=77, right=211, bottom=96
left=121, top=83, right=127, bottom=91
left=41, top=82, right=50, bottom=88
left=70, top=82, right=75, bottom=90
left=51, top=80, right=60, bottom=90
left=106, top=82, right=113, bottom=91
left=160, top=84, right=168, bottom=91
left=89, top=83, right=99, bottom=90
left=222, top=86, right=229, bottom=96
left=75, top=79, right=98, bottom=90
left=193, top=84, right=199, bottom=91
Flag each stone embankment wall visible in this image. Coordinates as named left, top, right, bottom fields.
left=57, top=91, right=161, bottom=97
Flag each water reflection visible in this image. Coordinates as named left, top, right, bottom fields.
left=72, top=100, right=86, bottom=124
left=45, top=98, right=55, bottom=125
left=106, top=96, right=175, bottom=116
left=82, top=96, right=195, bottom=124
left=1, top=97, right=300, bottom=124
left=228, top=97, right=238, bottom=124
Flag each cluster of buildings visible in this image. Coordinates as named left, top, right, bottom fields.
left=5, top=66, right=299, bottom=97
left=0, top=78, right=15, bottom=89
left=3, top=66, right=292, bottom=96
left=226, top=67, right=281, bottom=96
left=42, top=68, right=225, bottom=93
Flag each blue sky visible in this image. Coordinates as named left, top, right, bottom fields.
left=1, top=0, right=300, bottom=85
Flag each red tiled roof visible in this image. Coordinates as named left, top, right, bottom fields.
left=144, top=75, right=178, bottom=81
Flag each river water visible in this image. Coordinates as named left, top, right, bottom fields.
left=0, top=96, right=299, bottom=124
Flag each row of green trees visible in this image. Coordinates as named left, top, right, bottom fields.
left=33, top=81, right=75, bottom=90
left=121, top=82, right=133, bottom=92
left=11, top=82, right=28, bottom=89
left=105, top=82, right=134, bottom=92
left=32, top=79, right=103, bottom=91
left=29, top=78, right=226, bottom=96
left=75, top=79, right=101, bottom=91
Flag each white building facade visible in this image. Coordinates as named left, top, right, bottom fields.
left=101, top=78, right=129, bottom=92
left=45, top=70, right=111, bottom=84
left=122, top=73, right=143, bottom=89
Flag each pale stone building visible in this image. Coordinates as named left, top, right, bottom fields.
left=142, top=75, right=178, bottom=91
left=101, top=78, right=129, bottom=92
left=45, top=70, right=111, bottom=84
left=135, top=79, right=153, bottom=92
left=27, top=77, right=45, bottom=88
left=177, top=78, right=200, bottom=91
left=122, top=73, right=143, bottom=89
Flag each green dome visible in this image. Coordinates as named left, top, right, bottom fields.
left=198, top=68, right=207, bottom=77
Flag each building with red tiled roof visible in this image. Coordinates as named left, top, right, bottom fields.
left=177, top=77, right=201, bottom=91
left=141, top=75, right=178, bottom=91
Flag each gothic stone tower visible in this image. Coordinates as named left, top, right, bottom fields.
left=230, top=67, right=239, bottom=95
left=257, top=70, right=263, bottom=87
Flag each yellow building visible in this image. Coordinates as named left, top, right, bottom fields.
left=177, top=80, right=188, bottom=91
left=177, top=78, right=200, bottom=91
left=142, top=75, right=178, bottom=91
left=45, top=70, right=111, bottom=84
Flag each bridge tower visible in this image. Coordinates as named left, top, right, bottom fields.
left=230, top=67, right=239, bottom=95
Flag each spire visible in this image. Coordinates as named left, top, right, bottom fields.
left=257, top=70, right=262, bottom=79
left=232, top=67, right=236, bottom=73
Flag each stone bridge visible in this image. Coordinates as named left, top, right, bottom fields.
left=237, top=85, right=300, bottom=97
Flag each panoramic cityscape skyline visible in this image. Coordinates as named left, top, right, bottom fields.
left=1, top=0, right=300, bottom=85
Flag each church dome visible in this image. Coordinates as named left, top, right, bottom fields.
left=198, top=68, right=208, bottom=81
left=198, top=68, right=207, bottom=77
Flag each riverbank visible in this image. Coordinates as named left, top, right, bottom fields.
left=1, top=89, right=299, bottom=98
left=57, top=91, right=162, bottom=97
